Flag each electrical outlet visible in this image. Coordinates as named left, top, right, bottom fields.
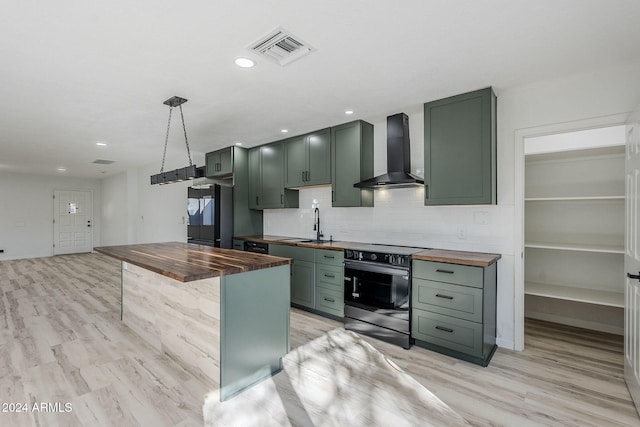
left=457, top=227, right=467, bottom=239
left=474, top=211, right=490, bottom=225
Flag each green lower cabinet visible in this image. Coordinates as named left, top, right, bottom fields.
left=315, top=286, right=343, bottom=318
left=292, top=260, right=315, bottom=308
left=232, top=239, right=244, bottom=251
left=411, top=259, right=497, bottom=367
left=269, top=244, right=344, bottom=318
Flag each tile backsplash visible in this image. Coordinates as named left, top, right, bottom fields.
left=263, top=186, right=513, bottom=254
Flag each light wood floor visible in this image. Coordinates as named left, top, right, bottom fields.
left=1, top=253, right=638, bottom=426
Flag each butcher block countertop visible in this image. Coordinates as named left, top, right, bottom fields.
left=94, top=242, right=292, bottom=282
left=235, top=235, right=361, bottom=251
left=412, top=249, right=501, bottom=267
left=237, top=236, right=501, bottom=267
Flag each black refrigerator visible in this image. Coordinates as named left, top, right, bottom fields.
left=187, top=185, right=233, bottom=248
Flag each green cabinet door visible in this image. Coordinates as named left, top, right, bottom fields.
left=248, top=147, right=261, bottom=209
left=424, top=87, right=496, bottom=205
left=270, top=244, right=315, bottom=309
left=261, top=142, right=286, bottom=208
left=306, top=128, right=331, bottom=186
left=284, top=129, right=331, bottom=188
left=291, top=260, right=315, bottom=308
left=218, top=147, right=233, bottom=176
left=284, top=135, right=307, bottom=188
left=205, top=146, right=234, bottom=177
left=250, top=143, right=299, bottom=210
left=331, top=121, right=374, bottom=207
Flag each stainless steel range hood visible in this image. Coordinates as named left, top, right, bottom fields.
left=354, top=113, right=424, bottom=189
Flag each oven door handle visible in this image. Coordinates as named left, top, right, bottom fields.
left=344, top=260, right=409, bottom=277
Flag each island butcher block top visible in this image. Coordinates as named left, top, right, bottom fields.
left=94, top=242, right=292, bottom=282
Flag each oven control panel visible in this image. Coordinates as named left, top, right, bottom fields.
left=344, top=249, right=411, bottom=267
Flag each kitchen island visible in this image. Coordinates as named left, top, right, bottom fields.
left=94, top=242, right=292, bottom=401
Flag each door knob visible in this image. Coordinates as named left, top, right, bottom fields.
left=627, top=272, right=640, bottom=281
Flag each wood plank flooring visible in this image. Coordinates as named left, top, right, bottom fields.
left=1, top=253, right=638, bottom=426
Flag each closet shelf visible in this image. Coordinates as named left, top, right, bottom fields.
left=525, top=196, right=624, bottom=202
left=525, top=281, right=624, bottom=308
left=525, top=242, right=624, bottom=254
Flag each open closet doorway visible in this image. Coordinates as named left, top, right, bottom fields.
left=523, top=124, right=626, bottom=335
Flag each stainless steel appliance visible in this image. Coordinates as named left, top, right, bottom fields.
left=244, top=240, right=268, bottom=254
left=344, top=244, right=425, bottom=349
left=187, top=184, right=232, bottom=248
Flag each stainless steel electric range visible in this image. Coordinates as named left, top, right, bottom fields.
left=343, top=244, right=426, bottom=349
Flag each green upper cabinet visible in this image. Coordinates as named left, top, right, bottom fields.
left=284, top=128, right=331, bottom=188
left=331, top=120, right=374, bottom=207
left=205, top=146, right=233, bottom=177
left=248, top=147, right=261, bottom=210
left=248, top=143, right=299, bottom=210
left=424, top=87, right=497, bottom=205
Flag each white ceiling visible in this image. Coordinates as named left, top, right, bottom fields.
left=2, top=0, right=640, bottom=178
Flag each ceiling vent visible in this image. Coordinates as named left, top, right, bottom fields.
left=92, top=159, right=115, bottom=165
left=249, top=27, right=314, bottom=66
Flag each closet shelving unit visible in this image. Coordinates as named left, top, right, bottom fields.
left=524, top=144, right=625, bottom=309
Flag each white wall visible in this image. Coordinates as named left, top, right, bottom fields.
left=99, top=153, right=205, bottom=246
left=101, top=172, right=129, bottom=246
left=0, top=172, right=101, bottom=260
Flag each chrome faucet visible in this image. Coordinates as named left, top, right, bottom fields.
left=313, top=207, right=323, bottom=241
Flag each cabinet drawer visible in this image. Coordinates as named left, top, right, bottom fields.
left=315, top=249, right=344, bottom=266
left=412, top=260, right=483, bottom=288
left=269, top=244, right=315, bottom=262
left=413, top=278, right=482, bottom=322
left=315, top=287, right=344, bottom=317
left=412, top=309, right=482, bottom=357
left=316, top=264, right=343, bottom=289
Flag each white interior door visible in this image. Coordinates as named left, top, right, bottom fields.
left=53, top=190, right=93, bottom=255
left=625, top=104, right=640, bottom=414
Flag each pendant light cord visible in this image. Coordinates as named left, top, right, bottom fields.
left=159, top=104, right=193, bottom=173
left=179, top=104, right=193, bottom=167
left=160, top=107, right=173, bottom=174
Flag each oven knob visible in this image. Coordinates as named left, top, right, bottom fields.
left=345, top=250, right=353, bottom=259
left=370, top=253, right=377, bottom=261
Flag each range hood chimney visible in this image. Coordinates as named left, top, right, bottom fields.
left=354, top=113, right=424, bottom=189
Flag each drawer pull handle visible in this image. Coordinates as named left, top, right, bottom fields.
left=324, top=274, right=335, bottom=278
left=324, top=297, right=335, bottom=303
left=436, top=269, right=454, bottom=274
left=435, top=325, right=454, bottom=333
left=435, top=294, right=454, bottom=300
left=323, top=255, right=335, bottom=259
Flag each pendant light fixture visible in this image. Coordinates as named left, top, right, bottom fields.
left=150, top=96, right=203, bottom=185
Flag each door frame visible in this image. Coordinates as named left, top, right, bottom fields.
left=513, top=113, right=628, bottom=351
left=53, top=188, right=95, bottom=255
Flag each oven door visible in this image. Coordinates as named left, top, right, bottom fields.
left=344, top=260, right=410, bottom=311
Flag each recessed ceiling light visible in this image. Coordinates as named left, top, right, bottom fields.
left=235, top=57, right=255, bottom=68
left=345, top=110, right=354, bottom=115
left=57, top=167, right=66, bottom=172
left=235, top=142, right=243, bottom=146
left=281, top=129, right=289, bottom=133
left=96, top=142, right=107, bottom=146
